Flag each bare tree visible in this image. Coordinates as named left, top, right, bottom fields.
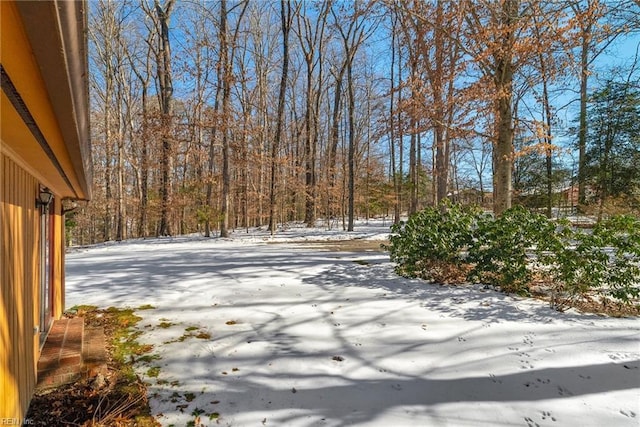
left=568, top=0, right=632, bottom=207
left=295, top=1, right=330, bottom=227
left=269, top=0, right=296, bottom=234
left=331, top=0, right=377, bottom=231
left=219, top=0, right=249, bottom=238
left=143, top=0, right=176, bottom=236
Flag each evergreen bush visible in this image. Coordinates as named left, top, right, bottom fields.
left=386, top=201, right=482, bottom=282
left=386, top=203, right=639, bottom=311
left=466, top=206, right=560, bottom=295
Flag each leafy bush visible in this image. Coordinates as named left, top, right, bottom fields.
left=386, top=201, right=482, bottom=282
left=599, top=215, right=640, bottom=301
left=547, top=229, right=608, bottom=310
left=386, top=203, right=639, bottom=312
left=549, top=215, right=640, bottom=309
left=466, top=206, right=561, bottom=295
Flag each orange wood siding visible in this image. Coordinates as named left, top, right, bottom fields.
left=0, top=153, right=40, bottom=419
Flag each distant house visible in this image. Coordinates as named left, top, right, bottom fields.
left=559, top=185, right=596, bottom=208
left=560, top=185, right=579, bottom=208
left=1, top=0, right=91, bottom=419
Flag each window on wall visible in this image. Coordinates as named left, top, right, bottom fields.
left=39, top=195, right=53, bottom=345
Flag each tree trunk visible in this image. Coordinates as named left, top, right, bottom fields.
left=269, top=0, right=292, bottom=234
left=577, top=25, right=590, bottom=207
left=219, top=0, right=231, bottom=238
left=346, top=56, right=356, bottom=231
left=303, top=65, right=316, bottom=226
left=156, top=0, right=175, bottom=236
left=389, top=10, right=399, bottom=224
left=328, top=62, right=346, bottom=221
left=492, top=0, right=517, bottom=216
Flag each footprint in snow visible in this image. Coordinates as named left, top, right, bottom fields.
left=489, top=373, right=502, bottom=384
left=557, top=386, right=573, bottom=396
left=541, top=410, right=557, bottom=422
left=524, top=416, right=540, bottom=427
left=391, top=384, right=402, bottom=391
left=520, top=360, right=534, bottom=369
left=457, top=336, right=466, bottom=342
left=620, top=409, right=636, bottom=418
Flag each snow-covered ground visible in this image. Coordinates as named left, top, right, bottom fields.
left=66, top=220, right=640, bottom=427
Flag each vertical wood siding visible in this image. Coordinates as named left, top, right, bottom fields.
left=1, top=153, right=39, bottom=419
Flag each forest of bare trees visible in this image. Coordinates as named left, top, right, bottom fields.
left=69, top=0, right=639, bottom=244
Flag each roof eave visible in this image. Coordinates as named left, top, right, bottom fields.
left=16, top=0, right=92, bottom=200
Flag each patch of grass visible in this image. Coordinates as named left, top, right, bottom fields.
left=146, top=366, right=161, bottom=378
left=158, top=321, right=175, bottom=329
left=185, top=392, right=196, bottom=402
left=208, top=412, right=220, bottom=420
left=137, top=354, right=161, bottom=364
left=165, top=327, right=211, bottom=343
left=70, top=304, right=99, bottom=311
left=107, top=308, right=147, bottom=378
left=195, top=331, right=211, bottom=340
left=137, top=304, right=156, bottom=310
left=352, top=259, right=370, bottom=266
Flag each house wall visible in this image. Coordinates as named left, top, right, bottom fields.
left=1, top=154, right=39, bottom=419
left=0, top=153, right=66, bottom=419
left=1, top=0, right=87, bottom=419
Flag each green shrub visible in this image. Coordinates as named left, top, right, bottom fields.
left=467, top=206, right=560, bottom=295
left=548, top=229, right=608, bottom=309
left=386, top=203, right=639, bottom=311
left=386, top=201, right=482, bottom=282
left=550, top=215, right=640, bottom=309
left=599, top=215, right=640, bottom=303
